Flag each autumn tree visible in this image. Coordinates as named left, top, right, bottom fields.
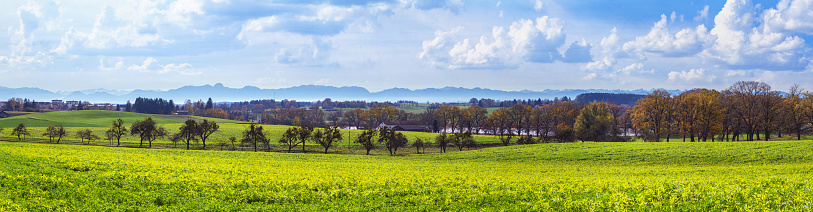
left=759, top=90, right=783, bottom=141
left=487, top=108, right=512, bottom=145
left=782, top=85, right=806, bottom=140
left=693, top=89, right=724, bottom=142
left=356, top=130, right=377, bottom=155
left=725, top=81, right=772, bottom=141
left=507, top=104, right=532, bottom=138
left=675, top=91, right=702, bottom=142
left=106, top=118, right=127, bottom=146
left=11, top=123, right=30, bottom=141
left=574, top=101, right=617, bottom=142
left=130, top=117, right=168, bottom=147
left=313, top=126, right=342, bottom=154
left=631, top=90, right=673, bottom=142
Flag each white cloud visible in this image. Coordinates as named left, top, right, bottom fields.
left=622, top=14, right=712, bottom=57
left=583, top=56, right=614, bottom=72
left=160, top=63, right=195, bottom=75
left=99, top=57, right=124, bottom=71
left=127, top=57, right=159, bottom=71
left=668, top=68, right=716, bottom=82
left=421, top=16, right=567, bottom=69
left=534, top=0, right=545, bottom=12
left=583, top=28, right=623, bottom=71
left=85, top=4, right=170, bottom=49
left=763, top=0, right=813, bottom=34
left=400, top=0, right=465, bottom=12
left=562, top=39, right=592, bottom=63
left=726, top=70, right=747, bottom=77
left=582, top=73, right=597, bottom=80
left=694, top=5, right=710, bottom=21
left=619, top=63, right=655, bottom=74
left=703, top=0, right=808, bottom=70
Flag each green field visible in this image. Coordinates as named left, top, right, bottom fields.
left=0, top=110, right=501, bottom=153
left=1, top=110, right=812, bottom=210
left=1, top=140, right=812, bottom=210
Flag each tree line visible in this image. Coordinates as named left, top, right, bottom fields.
left=631, top=81, right=811, bottom=142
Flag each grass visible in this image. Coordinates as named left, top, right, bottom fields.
left=0, top=140, right=812, bottom=210
left=0, top=110, right=244, bottom=128
left=0, top=110, right=504, bottom=153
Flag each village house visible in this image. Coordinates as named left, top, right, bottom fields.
left=377, top=121, right=427, bottom=132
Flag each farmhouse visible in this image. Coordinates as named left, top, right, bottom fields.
left=377, top=121, right=427, bottom=132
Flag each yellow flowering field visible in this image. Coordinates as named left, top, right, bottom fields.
left=0, top=140, right=812, bottom=211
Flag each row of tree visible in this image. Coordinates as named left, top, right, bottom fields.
left=631, top=81, right=812, bottom=142
left=2, top=118, right=220, bottom=150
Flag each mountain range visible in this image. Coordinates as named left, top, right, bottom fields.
left=0, top=83, right=682, bottom=104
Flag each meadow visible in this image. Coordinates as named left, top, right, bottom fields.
left=0, top=110, right=502, bottom=153
left=1, top=110, right=813, bottom=210
left=0, top=140, right=812, bottom=210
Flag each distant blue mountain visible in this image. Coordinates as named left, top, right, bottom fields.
left=0, top=83, right=682, bottom=104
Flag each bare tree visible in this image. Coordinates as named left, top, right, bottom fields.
left=106, top=118, right=127, bottom=146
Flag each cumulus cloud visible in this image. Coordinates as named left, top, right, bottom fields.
left=160, top=63, right=198, bottom=75
left=3, top=1, right=64, bottom=68
left=622, top=14, right=712, bottom=57
left=703, top=0, right=808, bottom=70
left=401, top=0, right=465, bottom=12
left=99, top=57, right=124, bottom=71
left=85, top=4, right=171, bottom=49
left=420, top=16, right=567, bottom=69
left=99, top=56, right=198, bottom=75
left=763, top=0, right=813, bottom=34
left=562, top=40, right=592, bottom=63
left=694, top=5, right=710, bottom=21
left=273, top=38, right=335, bottom=67
left=534, top=0, right=545, bottom=12
left=726, top=70, right=747, bottom=77
left=127, top=57, right=159, bottom=71
left=583, top=28, right=624, bottom=71
left=619, top=63, right=655, bottom=74
left=668, top=68, right=716, bottom=82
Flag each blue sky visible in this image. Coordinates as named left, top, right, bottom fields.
left=1, top=0, right=812, bottom=93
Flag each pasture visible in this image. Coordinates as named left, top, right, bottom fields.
left=0, top=110, right=501, bottom=153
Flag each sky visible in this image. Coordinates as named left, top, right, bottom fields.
left=1, top=0, right=813, bottom=93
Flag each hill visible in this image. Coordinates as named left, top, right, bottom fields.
left=0, top=110, right=244, bottom=128
left=0, top=140, right=810, bottom=210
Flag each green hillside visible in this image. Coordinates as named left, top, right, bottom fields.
left=0, top=110, right=503, bottom=151
left=0, top=140, right=811, bottom=210
left=0, top=110, right=244, bottom=128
